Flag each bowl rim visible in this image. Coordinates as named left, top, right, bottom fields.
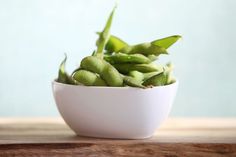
left=52, top=79, right=178, bottom=90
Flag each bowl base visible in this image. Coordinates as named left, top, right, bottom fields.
left=75, top=133, right=153, bottom=140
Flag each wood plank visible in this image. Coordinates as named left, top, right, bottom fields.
left=0, top=143, right=235, bottom=157
left=0, top=118, right=235, bottom=157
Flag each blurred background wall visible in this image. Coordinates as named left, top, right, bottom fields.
left=0, top=0, right=235, bottom=117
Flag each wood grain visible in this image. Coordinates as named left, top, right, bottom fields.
left=0, top=118, right=235, bottom=157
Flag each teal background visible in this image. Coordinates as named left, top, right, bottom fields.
left=0, top=0, right=235, bottom=117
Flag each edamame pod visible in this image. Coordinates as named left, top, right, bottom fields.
left=57, top=55, right=77, bottom=85
left=151, top=35, right=181, bottom=49
left=95, top=6, right=116, bottom=59
left=113, top=63, right=163, bottom=74
left=128, top=71, right=144, bottom=82
left=142, top=65, right=175, bottom=86
left=142, top=63, right=175, bottom=86
left=142, top=69, right=168, bottom=87
left=80, top=56, right=123, bottom=86
left=120, top=43, right=167, bottom=56
left=123, top=76, right=145, bottom=88
left=99, top=34, right=128, bottom=53
left=165, top=62, right=175, bottom=84
left=80, top=56, right=106, bottom=74
left=147, top=54, right=158, bottom=62
left=72, top=70, right=107, bottom=86
left=168, top=78, right=176, bottom=84
left=104, top=53, right=151, bottom=64
left=128, top=71, right=163, bottom=82
left=143, top=71, right=163, bottom=81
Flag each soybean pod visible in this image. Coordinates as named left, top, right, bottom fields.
left=97, top=33, right=129, bottom=53
left=57, top=55, right=77, bottom=85
left=128, top=71, right=144, bottom=82
left=151, top=35, right=181, bottom=49
left=72, top=70, right=107, bottom=86
left=165, top=62, right=175, bottom=85
left=113, top=63, right=163, bottom=74
left=128, top=70, right=164, bottom=82
left=120, top=43, right=167, bottom=56
left=147, top=54, right=158, bottom=62
left=119, top=35, right=181, bottom=57
left=104, top=53, right=151, bottom=64
left=123, top=75, right=145, bottom=88
left=80, top=56, right=123, bottom=86
left=142, top=65, right=174, bottom=87
left=142, top=68, right=168, bottom=87
left=95, top=6, right=116, bottom=59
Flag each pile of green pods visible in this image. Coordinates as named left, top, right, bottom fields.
left=56, top=7, right=181, bottom=88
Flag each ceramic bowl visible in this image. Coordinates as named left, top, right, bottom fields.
left=52, top=81, right=178, bottom=139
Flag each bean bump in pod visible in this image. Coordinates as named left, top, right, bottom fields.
left=80, top=56, right=123, bottom=87
left=72, top=69, right=107, bottom=86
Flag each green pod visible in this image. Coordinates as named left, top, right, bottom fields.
left=80, top=56, right=123, bottom=87
left=128, top=70, right=163, bottom=82
left=104, top=53, right=151, bottom=64
left=101, top=65, right=123, bottom=86
left=142, top=72, right=167, bottom=87
left=95, top=6, right=116, bottom=59
left=113, top=63, right=163, bottom=74
left=168, top=78, right=176, bottom=84
left=142, top=68, right=170, bottom=86
left=147, top=54, right=158, bottom=62
left=57, top=55, right=77, bottom=85
left=72, top=70, right=107, bottom=86
left=151, top=35, right=181, bottom=49
left=104, top=34, right=129, bottom=53
left=128, top=71, right=144, bottom=82
left=123, top=76, right=145, bottom=88
left=143, top=71, right=163, bottom=81
left=91, top=50, right=96, bottom=56
left=80, top=56, right=106, bottom=74
left=120, top=43, right=167, bottom=56
left=165, top=62, right=175, bottom=85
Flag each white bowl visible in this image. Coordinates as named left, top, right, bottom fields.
left=52, top=81, right=178, bottom=139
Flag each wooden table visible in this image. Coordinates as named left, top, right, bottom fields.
left=0, top=118, right=235, bottom=157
